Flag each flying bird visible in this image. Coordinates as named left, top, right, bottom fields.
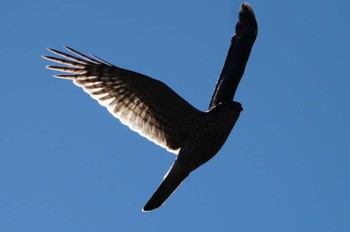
left=43, top=2, right=258, bottom=211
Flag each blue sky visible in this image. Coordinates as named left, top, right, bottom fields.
left=1, top=0, right=349, bottom=231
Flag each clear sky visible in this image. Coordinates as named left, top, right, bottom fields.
left=1, top=0, right=349, bottom=231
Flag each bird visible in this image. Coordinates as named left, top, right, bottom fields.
left=42, top=2, right=258, bottom=211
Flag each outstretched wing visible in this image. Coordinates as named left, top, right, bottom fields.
left=209, top=2, right=258, bottom=110
left=43, top=46, right=202, bottom=154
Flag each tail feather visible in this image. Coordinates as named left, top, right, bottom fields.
left=143, top=163, right=189, bottom=211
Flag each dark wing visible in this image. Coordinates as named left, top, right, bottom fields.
left=43, top=46, right=203, bottom=154
left=209, top=2, right=258, bottom=110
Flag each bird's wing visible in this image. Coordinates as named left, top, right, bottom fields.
left=43, top=46, right=202, bottom=154
left=209, top=2, right=258, bottom=110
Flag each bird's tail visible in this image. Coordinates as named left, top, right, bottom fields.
left=142, top=162, right=189, bottom=212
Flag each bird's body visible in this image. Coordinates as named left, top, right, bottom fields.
left=143, top=101, right=242, bottom=210
left=43, top=2, right=257, bottom=211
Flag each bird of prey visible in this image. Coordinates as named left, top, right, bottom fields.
left=42, top=2, right=258, bottom=211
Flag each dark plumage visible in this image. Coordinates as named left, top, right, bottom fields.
left=42, top=2, right=258, bottom=211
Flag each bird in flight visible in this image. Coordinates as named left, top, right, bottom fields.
left=43, top=2, right=257, bottom=211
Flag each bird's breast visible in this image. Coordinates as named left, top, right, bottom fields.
left=176, top=103, right=241, bottom=172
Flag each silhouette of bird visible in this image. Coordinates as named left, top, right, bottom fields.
left=42, top=2, right=258, bottom=211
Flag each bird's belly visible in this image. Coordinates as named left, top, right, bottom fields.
left=176, top=117, right=238, bottom=172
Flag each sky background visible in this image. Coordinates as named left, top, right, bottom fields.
left=1, top=0, right=349, bottom=231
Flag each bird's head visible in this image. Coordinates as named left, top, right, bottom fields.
left=208, top=101, right=243, bottom=117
